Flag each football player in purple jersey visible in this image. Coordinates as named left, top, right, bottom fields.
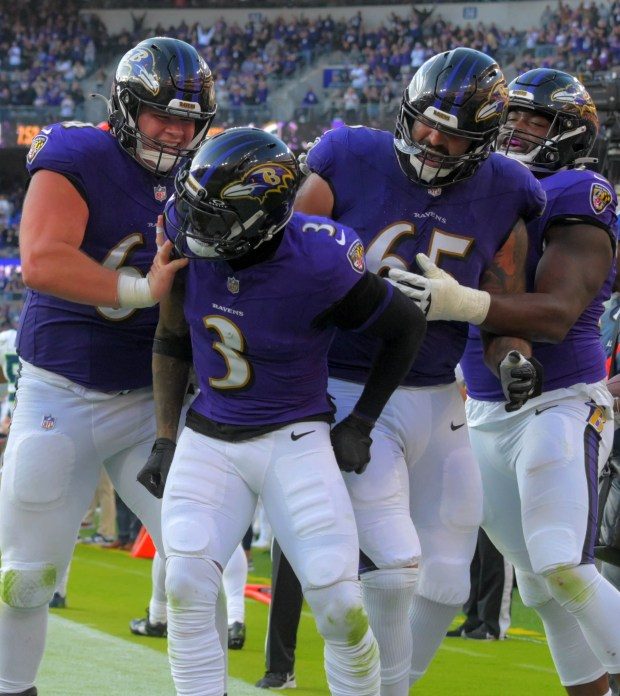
left=278, top=48, right=544, bottom=695
left=136, top=126, right=426, bottom=696
left=0, top=37, right=216, bottom=696
left=392, top=69, right=620, bottom=695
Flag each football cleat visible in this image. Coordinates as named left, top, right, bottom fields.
left=129, top=609, right=167, bottom=637
left=228, top=621, right=246, bottom=650
left=49, top=592, right=66, bottom=609
left=464, top=623, right=501, bottom=641
left=446, top=620, right=480, bottom=637
left=255, top=671, right=297, bottom=689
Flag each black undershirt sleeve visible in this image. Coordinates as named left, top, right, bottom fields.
left=314, top=272, right=427, bottom=422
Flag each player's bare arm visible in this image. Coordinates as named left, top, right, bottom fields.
left=391, top=220, right=613, bottom=343
left=483, top=222, right=613, bottom=341
left=20, top=174, right=186, bottom=309
left=479, top=217, right=528, bottom=296
left=479, top=218, right=531, bottom=374
left=294, top=172, right=334, bottom=217
left=152, top=272, right=191, bottom=441
left=480, top=220, right=542, bottom=410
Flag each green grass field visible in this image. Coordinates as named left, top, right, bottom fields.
left=38, top=543, right=567, bottom=695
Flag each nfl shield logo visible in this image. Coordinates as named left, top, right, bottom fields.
left=227, top=276, right=240, bottom=294
left=154, top=185, right=167, bottom=203
left=41, top=414, right=55, bottom=430
left=427, top=187, right=442, bottom=197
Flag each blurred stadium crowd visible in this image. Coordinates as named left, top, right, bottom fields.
left=0, top=0, right=619, bottom=324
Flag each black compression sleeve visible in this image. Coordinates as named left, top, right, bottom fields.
left=153, top=334, right=193, bottom=362
left=352, top=285, right=426, bottom=421
left=312, top=271, right=387, bottom=331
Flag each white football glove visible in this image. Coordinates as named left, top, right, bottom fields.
left=388, top=253, right=491, bottom=325
left=298, top=136, right=320, bottom=177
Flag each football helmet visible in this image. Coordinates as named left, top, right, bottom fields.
left=496, top=68, right=598, bottom=172
left=165, top=127, right=300, bottom=261
left=394, top=47, right=508, bottom=187
left=109, top=37, right=217, bottom=175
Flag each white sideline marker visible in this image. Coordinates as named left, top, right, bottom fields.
left=40, top=614, right=265, bottom=695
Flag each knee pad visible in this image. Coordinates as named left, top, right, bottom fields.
left=514, top=568, right=551, bottom=608
left=165, top=556, right=221, bottom=612
left=296, top=542, right=357, bottom=589
left=358, top=520, right=420, bottom=570
left=417, top=553, right=473, bottom=607
left=543, top=564, right=600, bottom=612
left=305, top=580, right=369, bottom=644
left=0, top=563, right=57, bottom=608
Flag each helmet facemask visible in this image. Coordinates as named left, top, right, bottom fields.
left=395, top=103, right=492, bottom=186
left=393, top=48, right=507, bottom=188
left=113, top=87, right=215, bottom=176
left=497, top=107, right=591, bottom=173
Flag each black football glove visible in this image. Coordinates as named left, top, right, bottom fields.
left=498, top=351, right=544, bottom=413
left=330, top=413, right=373, bottom=475
left=137, top=437, right=176, bottom=498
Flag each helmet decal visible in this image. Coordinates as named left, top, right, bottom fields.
left=117, top=47, right=160, bottom=96
left=222, top=165, right=298, bottom=204
left=476, top=80, right=509, bottom=122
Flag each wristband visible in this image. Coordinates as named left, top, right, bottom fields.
left=117, top=273, right=156, bottom=309
left=446, top=285, right=491, bottom=325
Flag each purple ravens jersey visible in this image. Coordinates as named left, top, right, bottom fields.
left=462, top=169, right=618, bottom=400
left=18, top=122, right=170, bottom=391
left=186, top=212, right=368, bottom=425
left=306, top=126, right=545, bottom=386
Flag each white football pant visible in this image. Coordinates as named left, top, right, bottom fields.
left=0, top=362, right=162, bottom=694
left=162, top=422, right=380, bottom=696
left=329, top=378, right=482, bottom=693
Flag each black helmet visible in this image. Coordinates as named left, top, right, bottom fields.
left=496, top=68, right=599, bottom=172
left=394, top=47, right=508, bottom=187
left=109, top=37, right=217, bottom=175
left=165, top=127, right=301, bottom=261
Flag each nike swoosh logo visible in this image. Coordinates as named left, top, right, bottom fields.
left=335, top=231, right=346, bottom=246
left=450, top=422, right=465, bottom=431
left=41, top=127, right=52, bottom=135
left=535, top=405, right=559, bottom=415
left=291, top=430, right=315, bottom=441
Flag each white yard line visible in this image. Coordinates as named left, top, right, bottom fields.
left=40, top=614, right=266, bottom=695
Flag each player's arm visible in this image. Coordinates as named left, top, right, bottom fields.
left=390, top=219, right=614, bottom=343
left=20, top=172, right=185, bottom=308
left=314, top=272, right=426, bottom=473
left=152, top=272, right=191, bottom=441
left=482, top=222, right=613, bottom=341
left=478, top=218, right=531, bottom=374
left=137, top=272, right=190, bottom=498
left=478, top=221, right=543, bottom=410
left=294, top=172, right=335, bottom=217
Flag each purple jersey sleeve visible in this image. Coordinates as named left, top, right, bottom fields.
left=544, top=170, right=617, bottom=232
